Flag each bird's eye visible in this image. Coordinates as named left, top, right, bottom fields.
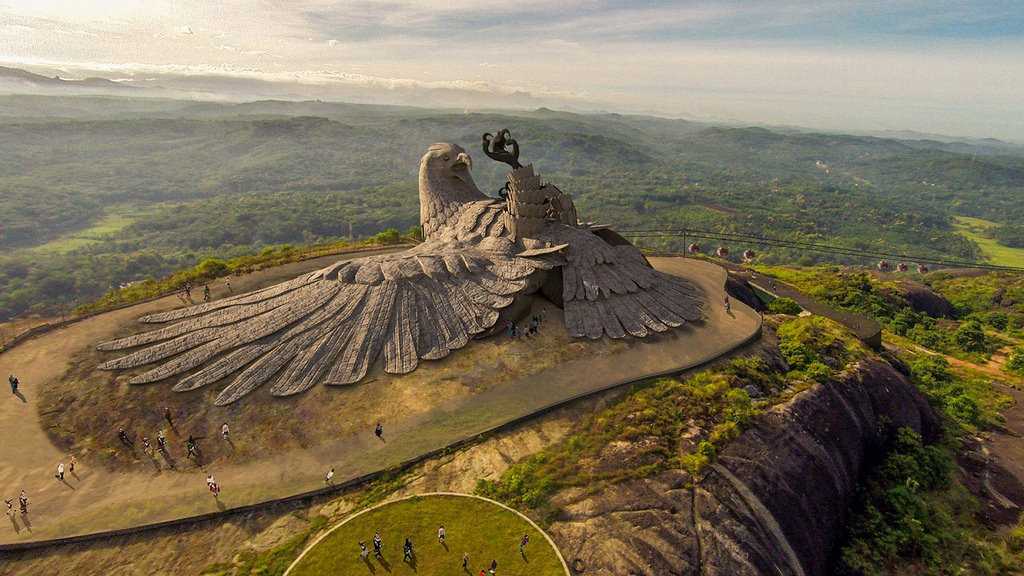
left=443, top=155, right=450, bottom=161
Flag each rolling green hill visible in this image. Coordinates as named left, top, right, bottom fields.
left=1, top=95, right=1022, bottom=320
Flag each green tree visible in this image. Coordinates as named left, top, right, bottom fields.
left=954, top=320, right=987, bottom=353
left=1007, top=348, right=1024, bottom=376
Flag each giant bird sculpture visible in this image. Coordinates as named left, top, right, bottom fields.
left=98, top=132, right=705, bottom=405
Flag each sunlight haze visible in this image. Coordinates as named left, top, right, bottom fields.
left=1, top=1, right=1022, bottom=138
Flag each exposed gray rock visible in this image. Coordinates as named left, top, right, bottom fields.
left=897, top=280, right=956, bottom=318
left=548, top=358, right=939, bottom=576
left=725, top=274, right=765, bottom=312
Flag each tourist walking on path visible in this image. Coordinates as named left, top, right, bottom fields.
left=118, top=427, right=133, bottom=447
left=221, top=422, right=230, bottom=441
left=157, top=429, right=168, bottom=453
left=206, top=475, right=220, bottom=497
left=462, top=552, right=470, bottom=569
left=375, top=422, right=384, bottom=441
left=5, top=498, right=13, bottom=516
left=55, top=462, right=64, bottom=481
left=359, top=541, right=369, bottom=560
left=403, top=538, right=414, bottom=562
left=225, top=278, right=233, bottom=294
left=142, top=437, right=152, bottom=455
left=325, top=467, right=335, bottom=485
left=437, top=525, right=446, bottom=544
left=164, top=407, right=174, bottom=428
left=724, top=294, right=731, bottom=314
left=203, top=285, right=211, bottom=303
left=18, top=490, right=28, bottom=515
left=8, top=374, right=18, bottom=395
left=520, top=533, right=530, bottom=554
left=69, top=455, right=76, bottom=474
left=186, top=434, right=201, bottom=459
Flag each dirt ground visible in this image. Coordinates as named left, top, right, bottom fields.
left=0, top=319, right=773, bottom=576
left=0, top=392, right=613, bottom=576
left=0, top=255, right=759, bottom=545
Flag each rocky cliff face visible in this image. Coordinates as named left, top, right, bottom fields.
left=897, top=280, right=956, bottom=318
left=725, top=273, right=766, bottom=312
left=549, top=358, right=939, bottom=576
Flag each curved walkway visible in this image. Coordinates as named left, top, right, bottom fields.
left=284, top=492, right=570, bottom=576
left=0, top=257, right=760, bottom=546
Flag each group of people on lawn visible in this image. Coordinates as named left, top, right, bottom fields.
left=358, top=525, right=531, bottom=574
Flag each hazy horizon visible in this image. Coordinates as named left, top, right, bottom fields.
left=1, top=0, right=1022, bottom=141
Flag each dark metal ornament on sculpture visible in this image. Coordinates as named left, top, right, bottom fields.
left=482, top=129, right=522, bottom=169
left=97, top=130, right=706, bottom=405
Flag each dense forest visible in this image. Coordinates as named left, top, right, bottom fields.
left=1, top=95, right=1023, bottom=320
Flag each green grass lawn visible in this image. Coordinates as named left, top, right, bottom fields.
left=955, top=216, right=1024, bottom=268
left=288, top=495, right=566, bottom=576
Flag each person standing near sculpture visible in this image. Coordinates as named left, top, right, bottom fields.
left=186, top=434, right=199, bottom=459
left=117, top=427, right=133, bottom=447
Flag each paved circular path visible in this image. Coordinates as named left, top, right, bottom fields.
left=0, top=256, right=759, bottom=544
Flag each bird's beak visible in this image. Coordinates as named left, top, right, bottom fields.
left=452, top=152, right=472, bottom=172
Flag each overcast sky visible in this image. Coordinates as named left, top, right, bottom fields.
left=1, top=0, right=1022, bottom=140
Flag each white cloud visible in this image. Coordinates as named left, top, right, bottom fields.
left=0, top=0, right=1020, bottom=139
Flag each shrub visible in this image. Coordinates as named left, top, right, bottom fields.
left=838, top=428, right=957, bottom=576
left=776, top=316, right=865, bottom=379
left=804, top=361, right=833, bottom=383
left=371, top=228, right=402, bottom=245
left=954, top=320, right=987, bottom=353
left=767, top=297, right=802, bottom=315
left=1007, top=348, right=1024, bottom=376
left=984, top=311, right=1009, bottom=331
left=907, top=322, right=946, bottom=349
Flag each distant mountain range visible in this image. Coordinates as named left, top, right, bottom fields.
left=0, top=66, right=140, bottom=94
left=0, top=64, right=579, bottom=114
left=1, top=65, right=1021, bottom=150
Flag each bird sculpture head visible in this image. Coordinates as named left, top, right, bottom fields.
left=418, top=142, right=487, bottom=239
left=421, top=142, right=475, bottom=185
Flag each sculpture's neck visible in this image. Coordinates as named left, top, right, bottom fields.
left=418, top=167, right=486, bottom=239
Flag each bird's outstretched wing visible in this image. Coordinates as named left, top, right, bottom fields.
left=541, top=225, right=705, bottom=339
left=98, top=228, right=548, bottom=405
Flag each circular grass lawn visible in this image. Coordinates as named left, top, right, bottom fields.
left=287, top=493, right=567, bottom=576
